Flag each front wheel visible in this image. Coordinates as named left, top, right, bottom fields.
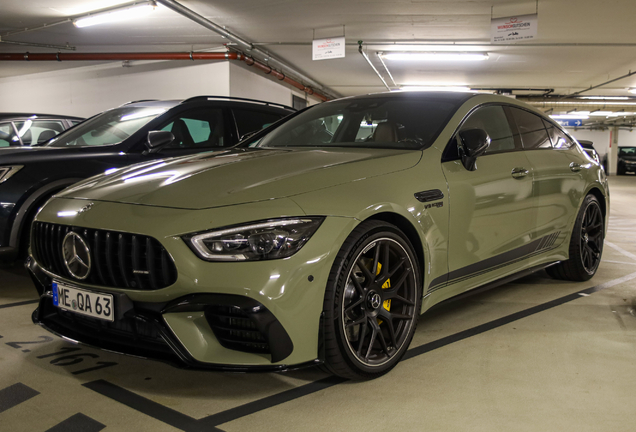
left=547, top=194, right=604, bottom=281
left=322, top=220, right=421, bottom=380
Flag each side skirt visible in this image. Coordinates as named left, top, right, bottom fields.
left=422, top=261, right=559, bottom=313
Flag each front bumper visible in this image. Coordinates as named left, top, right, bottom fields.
left=620, top=161, right=636, bottom=172
left=29, top=198, right=358, bottom=369
left=28, top=257, right=319, bottom=371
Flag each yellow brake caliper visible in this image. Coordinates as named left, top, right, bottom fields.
left=376, top=262, right=391, bottom=324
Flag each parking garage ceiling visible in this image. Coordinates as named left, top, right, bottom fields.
left=1, top=0, right=636, bottom=126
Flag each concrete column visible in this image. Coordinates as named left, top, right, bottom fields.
left=608, top=126, right=619, bottom=175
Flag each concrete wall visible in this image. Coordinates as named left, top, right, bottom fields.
left=228, top=62, right=321, bottom=108
left=0, top=60, right=322, bottom=118
left=567, top=128, right=636, bottom=156
left=0, top=61, right=232, bottom=118
left=566, top=129, right=612, bottom=155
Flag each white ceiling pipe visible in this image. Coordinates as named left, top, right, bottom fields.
left=155, top=0, right=338, bottom=99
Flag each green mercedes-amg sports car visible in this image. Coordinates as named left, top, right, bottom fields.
left=28, top=92, right=608, bottom=379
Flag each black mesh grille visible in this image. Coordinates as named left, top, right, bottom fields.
left=32, top=222, right=177, bottom=290
left=205, top=305, right=271, bottom=354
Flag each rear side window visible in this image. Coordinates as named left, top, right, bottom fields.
left=161, top=109, right=226, bottom=149
left=459, top=105, right=516, bottom=154
left=0, top=122, right=18, bottom=147
left=509, top=107, right=551, bottom=149
left=13, top=120, right=66, bottom=145
left=233, top=109, right=287, bottom=139
left=543, top=120, right=574, bottom=149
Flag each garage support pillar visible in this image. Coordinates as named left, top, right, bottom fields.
left=608, top=126, right=619, bottom=175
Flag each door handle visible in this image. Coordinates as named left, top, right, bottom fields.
left=511, top=167, right=529, bottom=179
left=570, top=162, right=582, bottom=172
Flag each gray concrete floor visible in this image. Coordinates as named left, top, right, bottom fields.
left=1, top=176, right=636, bottom=432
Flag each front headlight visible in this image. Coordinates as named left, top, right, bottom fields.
left=0, top=165, right=24, bottom=184
left=183, top=217, right=324, bottom=262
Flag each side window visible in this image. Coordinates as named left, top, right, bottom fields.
left=0, top=122, right=18, bottom=147
left=233, top=109, right=286, bottom=139
left=543, top=120, right=574, bottom=149
left=459, top=105, right=516, bottom=154
left=12, top=120, right=66, bottom=145
left=160, top=109, right=226, bottom=149
left=509, top=107, right=552, bottom=149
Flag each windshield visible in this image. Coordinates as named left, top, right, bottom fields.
left=249, top=96, right=460, bottom=150
left=45, top=107, right=167, bottom=147
left=619, top=147, right=636, bottom=156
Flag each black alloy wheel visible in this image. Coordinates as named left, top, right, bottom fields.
left=322, top=220, right=420, bottom=379
left=580, top=199, right=604, bottom=274
left=547, top=194, right=604, bottom=281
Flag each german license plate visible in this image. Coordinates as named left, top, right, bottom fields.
left=52, top=281, right=114, bottom=322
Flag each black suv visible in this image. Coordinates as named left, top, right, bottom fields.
left=0, top=96, right=294, bottom=260
left=1, top=113, right=83, bottom=147
left=617, top=146, right=636, bottom=175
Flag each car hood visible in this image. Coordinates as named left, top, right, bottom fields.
left=57, top=147, right=422, bottom=210
left=619, top=155, right=636, bottom=161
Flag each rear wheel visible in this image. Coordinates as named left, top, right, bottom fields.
left=547, top=194, right=604, bottom=281
left=322, top=220, right=421, bottom=380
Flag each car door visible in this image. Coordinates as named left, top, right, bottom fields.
left=438, top=104, right=536, bottom=296
left=509, top=107, right=588, bottom=244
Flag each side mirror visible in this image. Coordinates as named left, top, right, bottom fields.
left=145, top=130, right=174, bottom=154
left=458, top=128, right=491, bottom=171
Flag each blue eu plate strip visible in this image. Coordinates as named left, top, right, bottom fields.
left=52, top=282, right=59, bottom=306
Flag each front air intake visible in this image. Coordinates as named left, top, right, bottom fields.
left=32, top=222, right=177, bottom=290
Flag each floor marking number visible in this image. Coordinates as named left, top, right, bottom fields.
left=5, top=335, right=53, bottom=349
left=49, top=353, right=99, bottom=366
left=72, top=362, right=119, bottom=375
left=36, top=346, right=81, bottom=359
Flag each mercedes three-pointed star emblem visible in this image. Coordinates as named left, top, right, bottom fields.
left=62, top=232, right=92, bottom=280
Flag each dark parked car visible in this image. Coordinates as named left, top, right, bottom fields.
left=0, top=113, right=83, bottom=147
left=617, top=146, right=636, bottom=175
left=0, top=96, right=294, bottom=260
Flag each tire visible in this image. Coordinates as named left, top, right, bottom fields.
left=617, top=165, right=625, bottom=175
left=546, top=194, right=604, bottom=281
left=18, top=194, right=54, bottom=259
left=322, top=220, right=421, bottom=380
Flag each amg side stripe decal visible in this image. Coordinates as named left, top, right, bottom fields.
left=427, top=231, right=562, bottom=294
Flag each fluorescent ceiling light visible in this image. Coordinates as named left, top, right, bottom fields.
left=73, top=1, right=156, bottom=28
left=381, top=52, right=489, bottom=61
left=580, top=96, right=630, bottom=100
left=629, top=89, right=636, bottom=94
left=607, top=112, right=635, bottom=117
left=588, top=111, right=614, bottom=116
left=400, top=86, right=472, bottom=92
left=529, top=101, right=636, bottom=106
left=550, top=114, right=589, bottom=120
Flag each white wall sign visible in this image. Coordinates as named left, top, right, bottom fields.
left=491, top=14, right=538, bottom=43
left=312, top=36, right=345, bottom=60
